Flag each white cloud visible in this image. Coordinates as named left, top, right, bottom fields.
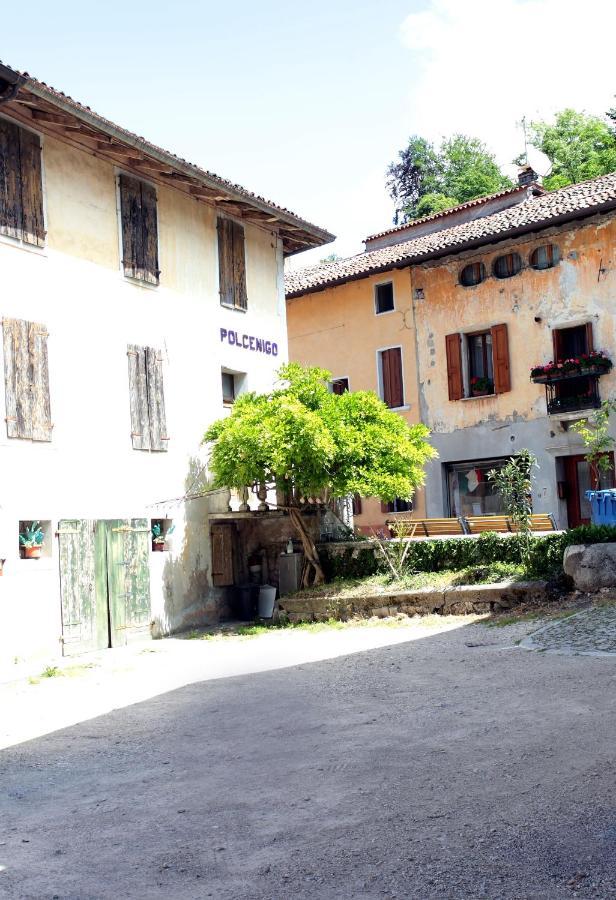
left=399, top=0, right=616, bottom=165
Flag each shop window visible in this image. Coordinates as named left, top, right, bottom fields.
left=493, top=252, right=521, bottom=279
left=331, top=377, right=349, bottom=395
left=447, top=461, right=506, bottom=518
left=18, top=519, right=52, bottom=560
left=459, top=262, right=485, bottom=287
left=530, top=244, right=559, bottom=270
left=375, top=282, right=394, bottom=314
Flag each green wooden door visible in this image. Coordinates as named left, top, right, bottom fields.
left=58, top=519, right=108, bottom=656
left=105, top=519, right=151, bottom=647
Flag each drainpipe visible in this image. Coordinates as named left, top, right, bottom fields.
left=0, top=64, right=26, bottom=106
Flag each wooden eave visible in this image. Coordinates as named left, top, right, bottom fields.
left=2, top=83, right=333, bottom=256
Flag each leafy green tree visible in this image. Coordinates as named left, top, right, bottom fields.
left=571, top=400, right=616, bottom=481
left=204, top=363, right=436, bottom=585
left=387, top=133, right=511, bottom=223
left=527, top=109, right=616, bottom=191
left=488, top=450, right=538, bottom=568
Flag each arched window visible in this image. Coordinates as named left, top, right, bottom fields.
left=530, top=244, right=560, bottom=270
left=493, top=252, right=522, bottom=279
left=459, top=262, right=486, bottom=287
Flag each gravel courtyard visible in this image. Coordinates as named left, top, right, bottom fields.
left=2, top=612, right=616, bottom=900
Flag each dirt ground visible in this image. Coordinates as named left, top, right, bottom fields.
left=1, top=614, right=616, bottom=899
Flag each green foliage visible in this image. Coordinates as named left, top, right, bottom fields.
left=488, top=450, right=537, bottom=565
left=527, top=109, right=616, bottom=191
left=571, top=400, right=616, bottom=478
left=19, top=521, right=44, bottom=548
left=451, top=561, right=524, bottom=585
left=386, top=133, right=512, bottom=223
left=204, top=362, right=436, bottom=504
left=562, top=524, right=616, bottom=547
left=321, top=547, right=381, bottom=581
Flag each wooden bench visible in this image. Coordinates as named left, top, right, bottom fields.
left=385, top=516, right=466, bottom=537
left=464, top=513, right=557, bottom=534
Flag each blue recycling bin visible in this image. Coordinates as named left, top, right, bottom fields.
left=586, top=489, right=616, bottom=525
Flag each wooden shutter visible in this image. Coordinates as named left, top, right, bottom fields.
left=232, top=221, right=247, bottom=310
left=585, top=322, right=594, bottom=352
left=382, top=348, right=403, bottom=408
left=119, top=175, right=143, bottom=280
left=445, top=333, right=463, bottom=401
left=380, top=500, right=391, bottom=513
left=211, top=524, right=234, bottom=586
left=127, top=345, right=151, bottom=450
left=146, top=347, right=168, bottom=452
left=491, top=323, right=511, bottom=394
left=140, top=181, right=159, bottom=285
left=0, top=118, right=22, bottom=240
left=352, top=494, right=362, bottom=516
left=552, top=328, right=563, bottom=362
left=19, top=128, right=45, bottom=247
left=2, top=318, right=31, bottom=438
left=217, top=218, right=234, bottom=307
left=29, top=321, right=52, bottom=441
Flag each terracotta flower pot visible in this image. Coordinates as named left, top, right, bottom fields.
left=23, top=545, right=42, bottom=559
left=152, top=541, right=166, bottom=552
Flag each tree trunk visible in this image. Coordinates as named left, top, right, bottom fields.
left=287, top=506, right=325, bottom=586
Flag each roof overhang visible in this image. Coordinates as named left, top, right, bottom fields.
left=0, top=64, right=334, bottom=256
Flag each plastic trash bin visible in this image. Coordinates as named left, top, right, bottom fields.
left=258, top=585, right=277, bottom=618
left=586, top=489, right=616, bottom=525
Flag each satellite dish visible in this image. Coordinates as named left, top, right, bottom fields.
left=526, top=146, right=552, bottom=178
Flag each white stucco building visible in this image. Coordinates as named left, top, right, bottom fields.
left=0, top=63, right=332, bottom=662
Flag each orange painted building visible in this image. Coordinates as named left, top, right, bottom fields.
left=286, top=172, right=616, bottom=531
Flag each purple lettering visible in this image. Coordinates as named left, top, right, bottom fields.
left=228, top=331, right=236, bottom=345
left=220, top=327, right=227, bottom=342
left=272, top=342, right=278, bottom=357
left=265, top=341, right=272, bottom=355
left=242, top=334, right=249, bottom=348
left=256, top=338, right=263, bottom=352
left=249, top=336, right=255, bottom=351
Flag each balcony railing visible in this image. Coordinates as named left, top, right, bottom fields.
left=545, top=376, right=602, bottom=416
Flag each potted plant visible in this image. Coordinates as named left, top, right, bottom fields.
left=470, top=375, right=494, bottom=397
left=19, top=522, right=44, bottom=559
left=151, top=522, right=174, bottom=551
left=580, top=350, right=613, bottom=374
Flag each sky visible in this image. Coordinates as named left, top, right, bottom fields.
left=2, top=0, right=615, bottom=268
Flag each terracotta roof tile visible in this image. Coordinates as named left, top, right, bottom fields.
left=286, top=172, right=616, bottom=297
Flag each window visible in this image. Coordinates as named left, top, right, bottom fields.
left=331, top=377, right=349, bottom=395
left=378, top=347, right=404, bottom=408
left=459, top=262, right=485, bottom=287
left=127, top=345, right=168, bottom=451
left=382, top=498, right=413, bottom=513
left=493, top=252, right=522, bottom=279
left=447, top=459, right=507, bottom=517
left=119, top=175, right=159, bottom=284
left=2, top=318, right=52, bottom=441
left=467, top=331, right=494, bottom=395
left=530, top=244, right=559, bottom=271
left=222, top=371, right=237, bottom=405
left=0, top=119, right=44, bottom=246
left=375, top=282, right=394, bottom=314
left=218, top=217, right=247, bottom=310
left=549, top=323, right=596, bottom=413
left=445, top=324, right=510, bottom=401
left=352, top=494, right=362, bottom=516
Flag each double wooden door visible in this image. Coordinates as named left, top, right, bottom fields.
left=58, top=519, right=151, bottom=656
left=564, top=455, right=614, bottom=527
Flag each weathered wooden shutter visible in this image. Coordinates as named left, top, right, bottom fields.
left=127, top=345, right=151, bottom=450
left=445, top=333, right=463, bottom=401
left=380, top=500, right=391, bottom=514
left=382, top=348, right=403, bottom=408
left=232, top=221, right=248, bottom=310
left=585, top=322, right=594, bottom=352
left=552, top=328, right=563, bottom=362
left=58, top=519, right=108, bottom=656
left=217, top=217, right=234, bottom=307
left=211, top=524, right=234, bottom=586
left=3, top=318, right=30, bottom=438
left=491, top=323, right=511, bottom=394
left=19, top=128, right=45, bottom=246
left=140, top=181, right=159, bottom=285
left=119, top=175, right=143, bottom=280
left=106, top=519, right=151, bottom=647
left=29, top=321, right=52, bottom=441
left=0, top=118, right=22, bottom=240
left=146, top=347, right=168, bottom=452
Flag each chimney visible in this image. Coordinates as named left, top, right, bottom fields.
left=518, top=164, right=539, bottom=187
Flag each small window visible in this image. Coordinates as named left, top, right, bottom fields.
left=378, top=347, right=404, bottom=408
left=530, top=244, right=559, bottom=270
left=466, top=331, right=494, bottom=396
left=18, top=520, right=52, bottom=560
left=375, top=282, right=394, bottom=314
left=218, top=217, right=247, bottom=310
left=493, top=253, right=522, bottom=279
left=384, top=498, right=413, bottom=513
left=352, top=494, right=362, bottom=516
left=222, top=371, right=236, bottom=405
left=151, top=518, right=174, bottom=552
left=0, top=119, right=44, bottom=246
left=331, top=377, right=349, bottom=395
left=459, top=262, right=485, bottom=287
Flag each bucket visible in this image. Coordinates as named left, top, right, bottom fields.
left=258, top=585, right=277, bottom=619
left=237, top=584, right=258, bottom=620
